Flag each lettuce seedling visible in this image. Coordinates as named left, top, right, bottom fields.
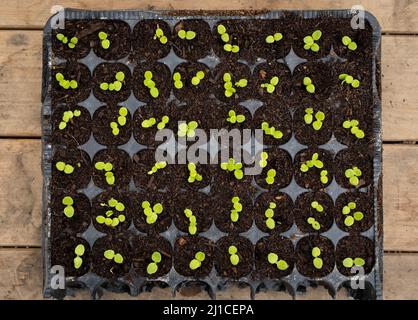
left=95, top=161, right=115, bottom=185
left=304, top=108, right=325, bottom=131
left=74, top=244, right=85, bottom=269
left=143, top=70, right=160, bottom=98
left=178, top=121, right=198, bottom=138
left=141, top=200, right=163, bottom=225
left=220, top=158, right=244, bottom=180
left=267, top=252, right=289, bottom=271
left=147, top=161, right=167, bottom=175
left=303, top=30, right=322, bottom=52
left=62, top=196, right=75, bottom=218
left=259, top=151, right=268, bottom=169
left=191, top=71, right=205, bottom=86
left=342, top=119, right=365, bottom=139
left=147, top=251, right=162, bottom=275
left=223, top=72, right=247, bottom=98
left=312, top=246, right=323, bottom=269
left=339, top=73, right=360, bottom=88
left=226, top=109, right=246, bottom=124
left=265, top=201, right=278, bottom=230
left=260, top=76, right=279, bottom=94
left=342, top=257, right=365, bottom=268
left=342, top=36, right=357, bottom=51
left=110, top=107, right=128, bottom=136
left=187, top=163, right=203, bottom=183
left=341, top=201, right=364, bottom=227
left=56, top=33, right=78, bottom=49
left=59, top=109, right=81, bottom=130
left=173, top=72, right=183, bottom=89
left=178, top=29, right=196, bottom=40
left=303, top=76, right=315, bottom=93
left=265, top=32, right=283, bottom=44
left=104, top=249, right=124, bottom=264
left=265, top=169, right=276, bottom=185
left=153, top=27, right=168, bottom=44
left=307, top=217, right=321, bottom=231
left=184, top=208, right=197, bottom=235
left=228, top=245, right=240, bottom=266
left=189, top=251, right=205, bottom=270
left=300, top=152, right=323, bottom=172
left=98, top=31, right=110, bottom=49
left=55, top=72, right=78, bottom=90
left=345, top=166, right=362, bottom=186
left=100, top=71, right=125, bottom=92
left=261, top=121, right=283, bottom=139
left=55, top=161, right=75, bottom=174
left=230, top=196, right=243, bottom=222
left=96, top=197, right=126, bottom=227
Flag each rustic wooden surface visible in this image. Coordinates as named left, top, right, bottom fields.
left=0, top=0, right=417, bottom=300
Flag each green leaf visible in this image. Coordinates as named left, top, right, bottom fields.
left=189, top=259, right=201, bottom=270
left=147, top=262, right=158, bottom=274
left=221, top=33, right=230, bottom=42
left=353, top=211, right=364, bottom=221
left=217, top=24, right=226, bottom=35
left=267, top=253, right=278, bottom=264
left=62, top=196, right=73, bottom=206
left=342, top=206, right=351, bottom=215
left=230, top=211, right=239, bottom=222
left=186, top=31, right=196, bottom=40
left=306, top=84, right=315, bottom=93
left=348, top=202, right=357, bottom=209
left=304, top=113, right=313, bottom=125
left=313, top=257, right=323, bottom=269
left=153, top=203, right=163, bottom=214
left=74, top=244, right=85, bottom=256
left=312, top=120, right=323, bottom=131
left=230, top=254, right=240, bottom=266
left=354, top=257, right=365, bottom=267
left=303, top=36, right=314, bottom=44
left=343, top=257, right=354, bottom=268
left=265, top=208, right=274, bottom=218
left=98, top=31, right=107, bottom=40
left=344, top=215, right=355, bottom=227
left=195, top=251, right=205, bottom=262
left=64, top=206, right=74, bottom=218
left=274, top=33, right=283, bottom=41
left=114, top=253, right=124, bottom=264
left=96, top=215, right=105, bottom=224
left=104, top=249, right=115, bottom=260
left=266, top=218, right=275, bottom=230
left=152, top=251, right=162, bottom=263
left=178, top=30, right=186, bottom=39
left=342, top=36, right=351, bottom=46
left=74, top=256, right=83, bottom=269
left=101, top=39, right=110, bottom=49
left=312, top=247, right=321, bottom=257
left=349, top=176, right=359, bottom=186
left=159, top=36, right=168, bottom=44
left=265, top=35, right=274, bottom=44
left=277, top=260, right=289, bottom=271
left=312, top=30, right=322, bottom=41
left=348, top=41, right=357, bottom=51
left=150, top=87, right=159, bottom=98
left=234, top=169, right=244, bottom=180
left=228, top=245, right=238, bottom=255
left=310, top=43, right=320, bottom=52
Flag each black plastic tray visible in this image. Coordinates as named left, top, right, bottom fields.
left=41, top=8, right=382, bottom=300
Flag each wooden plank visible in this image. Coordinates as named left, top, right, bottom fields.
left=0, top=139, right=41, bottom=246
left=0, top=30, right=42, bottom=137
left=0, top=249, right=415, bottom=299
left=0, top=141, right=417, bottom=250
left=0, top=30, right=418, bottom=140
left=0, top=0, right=417, bottom=33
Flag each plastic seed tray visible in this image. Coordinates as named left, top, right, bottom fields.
left=42, top=9, right=382, bottom=300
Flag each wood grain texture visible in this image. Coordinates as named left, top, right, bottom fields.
left=0, top=249, right=414, bottom=299
left=0, top=0, right=418, bottom=32
left=0, top=139, right=416, bottom=251
left=0, top=30, right=417, bottom=140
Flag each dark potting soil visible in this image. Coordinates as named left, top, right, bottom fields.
left=253, top=191, right=293, bottom=234
left=334, top=147, right=373, bottom=189
left=333, top=60, right=373, bottom=107
left=252, top=61, right=292, bottom=102
left=335, top=191, right=374, bottom=233
left=91, top=148, right=132, bottom=190
left=51, top=191, right=91, bottom=239
left=51, top=105, right=91, bottom=147
left=51, top=147, right=91, bottom=191
left=52, top=20, right=91, bottom=60
left=132, top=61, right=171, bottom=104
left=132, top=235, right=173, bottom=278
left=90, top=20, right=131, bottom=60
left=252, top=104, right=292, bottom=146
left=293, top=103, right=333, bottom=146
left=169, top=190, right=213, bottom=235
left=335, top=235, right=375, bottom=276
left=296, top=235, right=335, bottom=278
left=132, top=191, right=172, bottom=235
left=132, top=102, right=178, bottom=147
left=212, top=61, right=252, bottom=103
left=132, top=148, right=176, bottom=192
left=132, top=19, right=171, bottom=61
left=172, top=20, right=212, bottom=60
left=214, top=235, right=254, bottom=279
left=254, top=147, right=293, bottom=191
left=333, top=104, right=372, bottom=146
left=51, top=236, right=91, bottom=277
left=211, top=187, right=253, bottom=234
left=254, top=235, right=295, bottom=279
left=293, top=147, right=334, bottom=190
left=91, top=191, right=132, bottom=235
left=91, top=105, right=132, bottom=146
left=91, top=235, right=132, bottom=279
left=173, top=236, right=214, bottom=278
left=289, top=16, right=333, bottom=60
left=292, top=62, right=335, bottom=101
left=293, top=191, right=334, bottom=234
left=51, top=63, right=91, bottom=104
left=172, top=62, right=211, bottom=104
left=92, top=63, right=132, bottom=104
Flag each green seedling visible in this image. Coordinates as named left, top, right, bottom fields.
left=153, top=27, right=168, bottom=44
left=189, top=251, right=205, bottom=270
left=226, top=109, right=245, bottom=124
left=147, top=161, right=167, bottom=175
left=103, top=249, right=124, bottom=264
left=342, top=119, right=365, bottom=139
left=320, top=170, right=329, bottom=184
left=184, top=208, right=198, bottom=235
left=110, top=107, right=128, bottom=136
left=307, top=217, right=321, bottom=231
left=265, top=169, right=276, bottom=185
left=96, top=197, right=126, bottom=227
left=228, top=245, right=240, bottom=266
left=73, top=244, right=85, bottom=269
left=143, top=70, right=160, bottom=98
left=300, top=152, right=323, bottom=173
left=267, top=252, right=289, bottom=271
left=56, top=33, right=78, bottom=49
left=223, top=72, right=247, bottom=98
left=141, top=200, right=164, bottom=225
left=187, top=163, right=203, bottom=183
left=259, top=151, right=268, bottom=169
left=304, top=108, right=325, bottom=131
left=342, top=257, right=365, bottom=268
left=173, top=72, right=183, bottom=89
left=191, top=71, right=205, bottom=86
left=265, top=32, right=283, bottom=44
left=303, top=76, right=315, bottom=93
left=345, top=166, right=362, bottom=186
left=260, top=76, right=279, bottom=94
left=62, top=196, right=75, bottom=218
left=220, top=158, right=244, bottom=180
left=141, top=116, right=169, bottom=129
left=55, top=72, right=78, bottom=90
left=342, top=36, right=357, bottom=51
left=55, top=161, right=75, bottom=174
left=230, top=196, right=243, bottom=222
left=58, top=109, right=81, bottom=130
left=261, top=121, right=283, bottom=140
left=100, top=71, right=125, bottom=92
left=341, top=201, right=364, bottom=227
left=147, top=251, right=162, bottom=275
left=339, top=73, right=360, bottom=88
left=303, top=30, right=322, bottom=52
left=178, top=121, right=198, bottom=138
left=265, top=201, right=279, bottom=230
left=178, top=29, right=196, bottom=40
left=223, top=43, right=240, bottom=53
left=311, top=201, right=324, bottom=213
left=95, top=161, right=115, bottom=185
left=312, top=246, right=323, bottom=269
left=217, top=23, right=238, bottom=52
left=98, top=31, right=110, bottom=49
